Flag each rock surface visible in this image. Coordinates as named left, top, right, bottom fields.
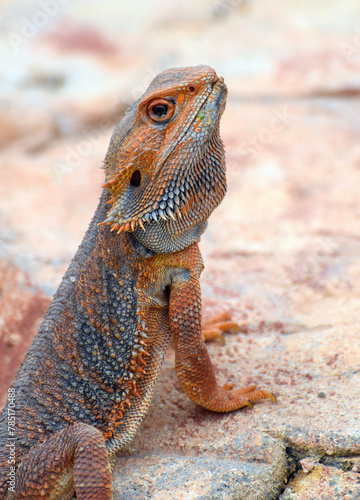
left=1, top=0, right=359, bottom=498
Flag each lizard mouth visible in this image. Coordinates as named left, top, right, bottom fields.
left=102, top=70, right=227, bottom=235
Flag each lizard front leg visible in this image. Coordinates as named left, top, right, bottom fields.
left=9, top=423, right=112, bottom=500
left=170, top=271, right=275, bottom=412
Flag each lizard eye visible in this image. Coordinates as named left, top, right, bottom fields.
left=147, top=98, right=174, bottom=123
left=153, top=104, right=167, bottom=116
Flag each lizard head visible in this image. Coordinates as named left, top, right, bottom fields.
left=102, top=65, right=227, bottom=253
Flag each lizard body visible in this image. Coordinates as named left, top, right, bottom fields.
left=0, top=65, right=274, bottom=499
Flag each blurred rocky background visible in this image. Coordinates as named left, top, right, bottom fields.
left=1, top=0, right=360, bottom=498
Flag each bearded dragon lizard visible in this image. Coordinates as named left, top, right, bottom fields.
left=0, top=65, right=275, bottom=499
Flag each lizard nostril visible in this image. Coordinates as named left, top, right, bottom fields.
left=130, top=170, right=141, bottom=187
left=187, top=85, right=196, bottom=94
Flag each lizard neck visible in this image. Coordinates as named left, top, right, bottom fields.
left=99, top=188, right=207, bottom=255
left=130, top=218, right=208, bottom=255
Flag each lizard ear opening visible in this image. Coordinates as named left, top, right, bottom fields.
left=130, top=170, right=142, bottom=187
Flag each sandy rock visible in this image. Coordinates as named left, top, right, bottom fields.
left=280, top=463, right=360, bottom=500
left=112, top=367, right=286, bottom=499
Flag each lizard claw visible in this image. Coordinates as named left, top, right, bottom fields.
left=202, top=311, right=239, bottom=343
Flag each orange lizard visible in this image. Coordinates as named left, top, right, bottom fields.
left=0, top=65, right=275, bottom=499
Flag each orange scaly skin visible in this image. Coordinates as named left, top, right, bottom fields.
left=0, top=65, right=275, bottom=499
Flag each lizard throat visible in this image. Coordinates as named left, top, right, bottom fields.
left=102, top=125, right=226, bottom=253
